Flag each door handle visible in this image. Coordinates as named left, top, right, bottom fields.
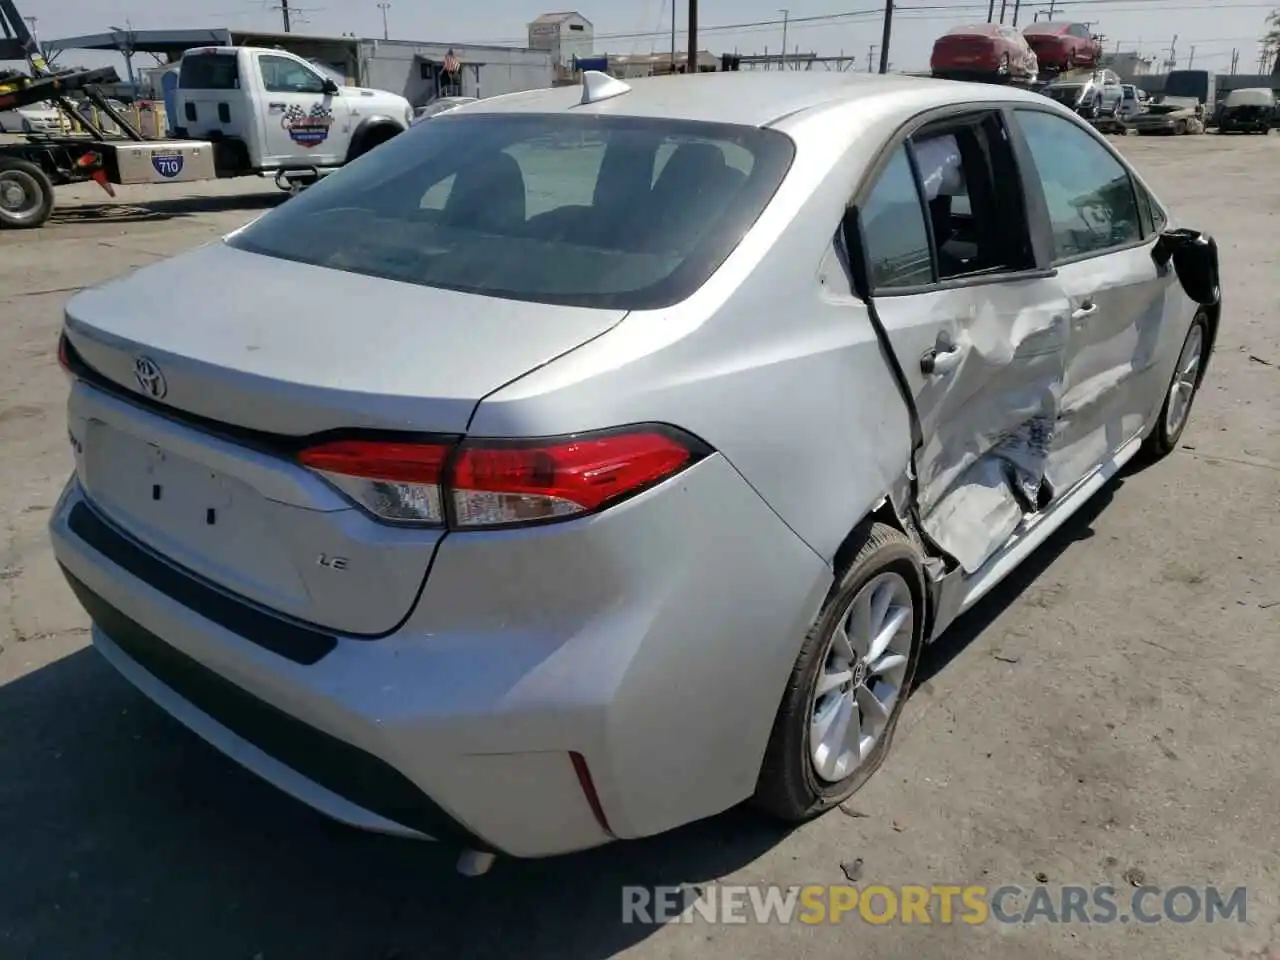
left=268, top=101, right=287, bottom=110
left=920, top=344, right=963, bottom=376
left=1071, top=301, right=1098, bottom=321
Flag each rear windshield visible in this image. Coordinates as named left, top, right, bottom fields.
left=1044, top=84, right=1082, bottom=104
left=179, top=53, right=240, bottom=90
left=225, top=113, right=795, bottom=310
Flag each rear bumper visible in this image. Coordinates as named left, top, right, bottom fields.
left=931, top=53, right=1001, bottom=73
left=51, top=454, right=830, bottom=858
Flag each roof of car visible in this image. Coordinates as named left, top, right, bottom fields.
left=943, top=23, right=1002, bottom=35
left=459, top=70, right=1050, bottom=128
left=1023, top=21, right=1071, bottom=33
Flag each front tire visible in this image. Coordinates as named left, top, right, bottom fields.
left=1142, top=311, right=1209, bottom=461
left=753, top=523, right=926, bottom=822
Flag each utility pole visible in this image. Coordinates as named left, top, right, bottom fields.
left=377, top=1, right=391, bottom=41
left=998, top=0, right=1008, bottom=24
left=987, top=0, right=996, bottom=22
left=687, top=0, right=697, bottom=76
left=1187, top=44, right=1195, bottom=69
left=867, top=43, right=877, bottom=72
left=670, top=0, right=676, bottom=73
left=279, top=0, right=291, bottom=32
left=1011, top=0, right=1022, bottom=27
left=779, top=9, right=789, bottom=70
left=878, top=0, right=892, bottom=74
left=1046, top=0, right=1057, bottom=18
left=1230, top=47, right=1238, bottom=75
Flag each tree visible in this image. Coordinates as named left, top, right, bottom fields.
left=1267, top=10, right=1280, bottom=73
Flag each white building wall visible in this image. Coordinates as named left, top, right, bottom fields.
left=359, top=40, right=553, bottom=105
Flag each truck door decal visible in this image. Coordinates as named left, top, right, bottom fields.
left=282, top=103, right=334, bottom=148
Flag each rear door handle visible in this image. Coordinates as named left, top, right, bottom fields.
left=920, top=345, right=962, bottom=376
left=1071, top=301, right=1098, bottom=321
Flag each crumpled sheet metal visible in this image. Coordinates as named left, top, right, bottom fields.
left=917, top=294, right=1067, bottom=574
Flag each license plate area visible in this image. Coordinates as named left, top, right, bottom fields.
left=80, top=419, right=309, bottom=604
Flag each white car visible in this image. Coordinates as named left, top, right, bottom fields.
left=0, top=102, right=63, bottom=134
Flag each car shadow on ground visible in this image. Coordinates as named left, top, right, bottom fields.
left=0, top=473, right=1129, bottom=960
left=918, top=471, right=1123, bottom=684
left=50, top=192, right=288, bottom=226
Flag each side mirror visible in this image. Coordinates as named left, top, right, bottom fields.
left=1152, top=229, right=1220, bottom=306
left=322, top=78, right=340, bottom=95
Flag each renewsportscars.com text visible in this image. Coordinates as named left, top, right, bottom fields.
left=622, top=884, right=1248, bottom=926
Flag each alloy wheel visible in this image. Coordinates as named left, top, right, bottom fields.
left=1165, top=322, right=1205, bottom=438
left=809, top=571, right=914, bottom=783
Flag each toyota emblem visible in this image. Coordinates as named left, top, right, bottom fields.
left=133, top=356, right=168, bottom=399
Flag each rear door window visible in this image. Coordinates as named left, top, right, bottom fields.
left=859, top=146, right=934, bottom=289
left=179, top=54, right=240, bottom=90
left=226, top=114, right=795, bottom=310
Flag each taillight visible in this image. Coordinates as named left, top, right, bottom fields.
left=57, top=333, right=73, bottom=373
left=298, top=440, right=449, bottom=524
left=297, top=426, right=707, bottom=530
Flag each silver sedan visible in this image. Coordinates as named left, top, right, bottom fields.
left=51, top=70, right=1219, bottom=874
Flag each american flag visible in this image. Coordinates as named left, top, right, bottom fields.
left=443, top=50, right=461, bottom=73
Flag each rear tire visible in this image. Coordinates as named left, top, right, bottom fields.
left=753, top=523, right=926, bottom=822
left=1141, top=311, right=1209, bottom=462
left=0, top=156, right=54, bottom=230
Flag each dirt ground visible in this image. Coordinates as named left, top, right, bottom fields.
left=1, top=134, right=1278, bottom=960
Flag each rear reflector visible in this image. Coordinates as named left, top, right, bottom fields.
left=298, top=426, right=707, bottom=530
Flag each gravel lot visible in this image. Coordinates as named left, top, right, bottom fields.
left=1, top=134, right=1278, bottom=960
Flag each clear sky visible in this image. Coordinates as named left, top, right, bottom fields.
left=8, top=0, right=1279, bottom=75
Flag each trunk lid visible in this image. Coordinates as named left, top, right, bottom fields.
left=64, top=242, right=626, bottom=635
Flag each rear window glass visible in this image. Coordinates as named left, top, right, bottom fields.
left=179, top=54, right=240, bottom=90
left=225, top=114, right=795, bottom=310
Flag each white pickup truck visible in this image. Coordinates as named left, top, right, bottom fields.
left=169, top=45, right=413, bottom=189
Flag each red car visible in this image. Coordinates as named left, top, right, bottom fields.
left=1022, top=21, right=1102, bottom=71
left=930, top=24, right=1039, bottom=80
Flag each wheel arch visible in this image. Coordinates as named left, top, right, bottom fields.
left=346, top=117, right=405, bottom=163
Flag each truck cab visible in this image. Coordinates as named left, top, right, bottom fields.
left=173, top=46, right=412, bottom=177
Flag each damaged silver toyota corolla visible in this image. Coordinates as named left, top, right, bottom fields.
left=50, top=71, right=1219, bottom=875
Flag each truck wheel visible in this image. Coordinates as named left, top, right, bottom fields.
left=349, top=124, right=403, bottom=162
left=1173, top=119, right=1188, bottom=135
left=0, top=157, right=55, bottom=229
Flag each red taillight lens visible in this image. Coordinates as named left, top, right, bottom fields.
left=450, top=430, right=696, bottom=528
left=297, top=427, right=705, bottom=529
left=57, top=333, right=73, bottom=373
left=298, top=440, right=450, bottom=524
